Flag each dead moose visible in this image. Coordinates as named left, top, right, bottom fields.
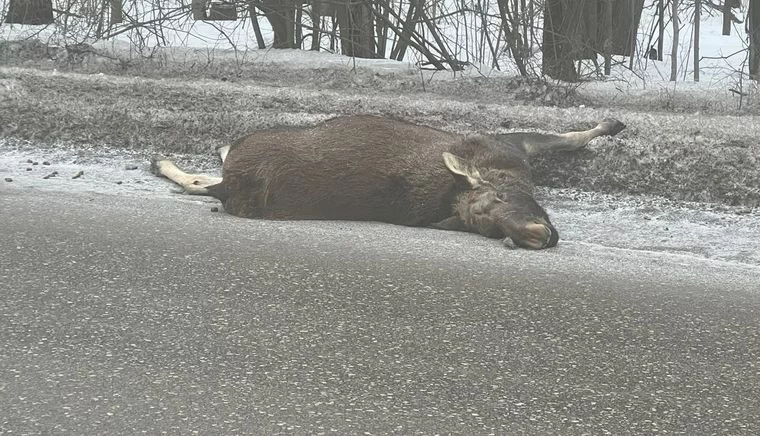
left=153, top=116, right=625, bottom=249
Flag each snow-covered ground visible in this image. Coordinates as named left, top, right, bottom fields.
left=1, top=3, right=758, bottom=269
left=0, top=1, right=754, bottom=89
left=2, top=142, right=758, bottom=268
left=4, top=1, right=758, bottom=114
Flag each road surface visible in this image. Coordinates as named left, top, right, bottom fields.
left=2, top=171, right=760, bottom=434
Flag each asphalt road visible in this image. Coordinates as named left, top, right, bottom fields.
left=2, top=187, right=759, bottom=435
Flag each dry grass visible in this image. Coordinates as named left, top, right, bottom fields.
left=1, top=39, right=759, bottom=208
left=531, top=137, right=760, bottom=206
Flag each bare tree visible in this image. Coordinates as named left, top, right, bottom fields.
left=5, top=0, right=54, bottom=24
left=671, top=0, right=679, bottom=81
left=335, top=0, right=376, bottom=58
left=109, top=0, right=123, bottom=24
left=603, top=0, right=613, bottom=75
left=389, top=0, right=422, bottom=61
left=259, top=0, right=299, bottom=49
left=542, top=0, right=578, bottom=81
left=246, top=2, right=267, bottom=49
left=497, top=0, right=528, bottom=76
left=751, top=0, right=760, bottom=79
left=658, top=0, right=665, bottom=59
left=724, top=0, right=733, bottom=34
left=694, top=0, right=700, bottom=82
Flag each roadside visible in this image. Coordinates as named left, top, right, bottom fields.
left=3, top=143, right=759, bottom=267
left=1, top=40, right=758, bottom=261
left=2, top=62, right=759, bottom=207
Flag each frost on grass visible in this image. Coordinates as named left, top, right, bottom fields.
left=4, top=139, right=758, bottom=268
left=1, top=38, right=759, bottom=208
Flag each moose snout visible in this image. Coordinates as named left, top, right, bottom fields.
left=517, top=221, right=559, bottom=249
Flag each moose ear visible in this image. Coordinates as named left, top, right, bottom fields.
left=442, top=152, right=485, bottom=188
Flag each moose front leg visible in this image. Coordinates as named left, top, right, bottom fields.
left=505, top=118, right=626, bottom=157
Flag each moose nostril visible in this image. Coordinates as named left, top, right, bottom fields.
left=521, top=223, right=558, bottom=249
left=544, top=226, right=559, bottom=248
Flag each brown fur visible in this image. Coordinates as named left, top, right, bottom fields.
left=172, top=114, right=627, bottom=249
left=209, top=116, right=464, bottom=225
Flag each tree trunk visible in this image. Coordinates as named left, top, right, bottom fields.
left=542, top=0, right=577, bottom=81
left=375, top=1, right=391, bottom=57
left=391, top=0, right=422, bottom=61
left=527, top=0, right=534, bottom=53
left=657, top=0, right=664, bottom=60
left=628, top=0, right=637, bottom=70
left=370, top=0, right=445, bottom=69
left=603, top=0, right=613, bottom=75
left=109, top=0, right=123, bottom=24
left=247, top=3, right=267, bottom=49
left=5, top=0, right=54, bottom=24
left=520, top=0, right=528, bottom=53
left=694, top=0, right=700, bottom=82
left=330, top=15, right=337, bottom=52
left=670, top=0, right=679, bottom=81
left=497, top=0, right=527, bottom=76
left=309, top=3, right=321, bottom=51
left=599, top=0, right=644, bottom=57
left=335, top=1, right=376, bottom=59
left=295, top=6, right=304, bottom=46
left=420, top=7, right=462, bottom=70
left=750, top=0, right=760, bottom=80
left=192, top=0, right=206, bottom=20
left=723, top=0, right=732, bottom=35
left=261, top=0, right=298, bottom=49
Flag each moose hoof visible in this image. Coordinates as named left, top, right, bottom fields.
left=502, top=237, right=517, bottom=249
left=600, top=118, right=626, bottom=137
left=150, top=157, right=168, bottom=176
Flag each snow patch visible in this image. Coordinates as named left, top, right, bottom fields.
left=3, top=141, right=758, bottom=269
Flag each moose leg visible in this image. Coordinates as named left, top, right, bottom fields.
left=508, top=118, right=625, bottom=157
left=151, top=159, right=222, bottom=195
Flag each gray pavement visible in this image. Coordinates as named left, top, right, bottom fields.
left=1, top=186, right=760, bottom=435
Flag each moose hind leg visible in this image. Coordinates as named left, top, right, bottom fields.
left=151, top=158, right=222, bottom=195
left=512, top=118, right=626, bottom=156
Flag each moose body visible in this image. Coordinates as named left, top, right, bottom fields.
left=154, top=115, right=625, bottom=249
left=213, top=117, right=467, bottom=225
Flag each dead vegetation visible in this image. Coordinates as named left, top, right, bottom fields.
left=0, top=41, right=758, bottom=208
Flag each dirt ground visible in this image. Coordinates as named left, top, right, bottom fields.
left=1, top=41, right=759, bottom=208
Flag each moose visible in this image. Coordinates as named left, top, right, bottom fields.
left=152, top=115, right=625, bottom=249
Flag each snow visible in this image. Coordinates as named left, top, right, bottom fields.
left=2, top=142, right=759, bottom=269
left=1, top=2, right=758, bottom=270
left=0, top=1, right=755, bottom=90
left=0, top=1, right=749, bottom=114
